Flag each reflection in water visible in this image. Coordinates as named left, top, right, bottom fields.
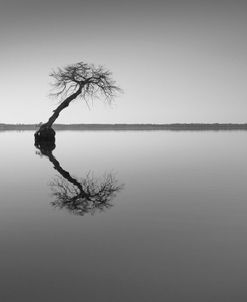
left=35, top=142, right=123, bottom=216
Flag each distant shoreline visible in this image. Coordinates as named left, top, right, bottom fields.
left=1, top=123, right=247, bottom=131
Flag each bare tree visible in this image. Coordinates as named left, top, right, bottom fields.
left=35, top=61, right=122, bottom=142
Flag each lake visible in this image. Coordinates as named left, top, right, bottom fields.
left=1, top=130, right=247, bottom=301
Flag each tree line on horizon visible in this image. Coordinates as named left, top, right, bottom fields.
left=1, top=123, right=247, bottom=131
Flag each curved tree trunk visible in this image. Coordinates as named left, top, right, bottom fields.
left=44, top=87, right=82, bottom=128
left=38, top=144, right=89, bottom=199
left=35, top=87, right=82, bottom=142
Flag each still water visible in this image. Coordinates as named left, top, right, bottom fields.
left=1, top=130, right=247, bottom=301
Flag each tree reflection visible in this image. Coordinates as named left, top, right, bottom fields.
left=35, top=142, right=123, bottom=216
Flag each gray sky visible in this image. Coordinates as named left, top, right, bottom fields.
left=1, top=0, right=247, bottom=124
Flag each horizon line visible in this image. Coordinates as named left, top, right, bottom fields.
left=2, top=123, right=247, bottom=131
left=1, top=122, right=247, bottom=126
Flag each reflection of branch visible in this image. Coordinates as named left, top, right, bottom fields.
left=35, top=142, right=123, bottom=216
left=50, top=174, right=122, bottom=216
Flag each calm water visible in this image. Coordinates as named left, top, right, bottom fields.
left=1, top=130, right=247, bottom=301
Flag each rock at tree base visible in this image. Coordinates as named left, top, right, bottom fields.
left=35, top=127, right=56, bottom=142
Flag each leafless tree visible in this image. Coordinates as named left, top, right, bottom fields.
left=35, top=61, right=122, bottom=141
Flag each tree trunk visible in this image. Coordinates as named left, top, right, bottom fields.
left=35, top=87, right=82, bottom=142
left=37, top=143, right=89, bottom=199
left=44, top=87, right=82, bottom=129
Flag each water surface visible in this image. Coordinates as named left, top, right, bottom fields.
left=1, top=130, right=247, bottom=301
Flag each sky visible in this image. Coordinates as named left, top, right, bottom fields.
left=1, top=0, right=247, bottom=124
